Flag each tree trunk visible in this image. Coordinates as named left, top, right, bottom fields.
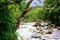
left=16, top=0, right=33, bottom=28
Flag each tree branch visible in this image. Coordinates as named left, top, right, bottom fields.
left=16, top=0, right=33, bottom=28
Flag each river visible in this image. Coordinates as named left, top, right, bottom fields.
left=16, top=22, right=60, bottom=40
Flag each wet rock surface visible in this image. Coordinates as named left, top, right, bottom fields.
left=16, top=22, right=60, bottom=40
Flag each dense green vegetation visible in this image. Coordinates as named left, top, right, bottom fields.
left=0, top=1, right=23, bottom=40
left=24, top=0, right=60, bottom=24
left=0, top=0, right=28, bottom=40
left=0, top=0, right=60, bottom=40
left=23, top=7, right=46, bottom=22
left=44, top=0, right=60, bottom=24
left=0, top=2, right=18, bottom=40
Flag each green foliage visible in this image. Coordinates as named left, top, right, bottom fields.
left=23, top=7, right=46, bottom=22
left=0, top=0, right=5, bottom=2
left=0, top=0, right=28, bottom=40
left=23, top=0, right=60, bottom=24
left=8, top=3, right=21, bottom=22
left=44, top=0, right=60, bottom=24
left=44, top=0, right=57, bottom=8
left=0, top=3, right=18, bottom=40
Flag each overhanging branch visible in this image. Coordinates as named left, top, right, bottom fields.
left=16, top=0, right=33, bottom=28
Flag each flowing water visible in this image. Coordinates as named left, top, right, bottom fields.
left=16, top=22, right=60, bottom=40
